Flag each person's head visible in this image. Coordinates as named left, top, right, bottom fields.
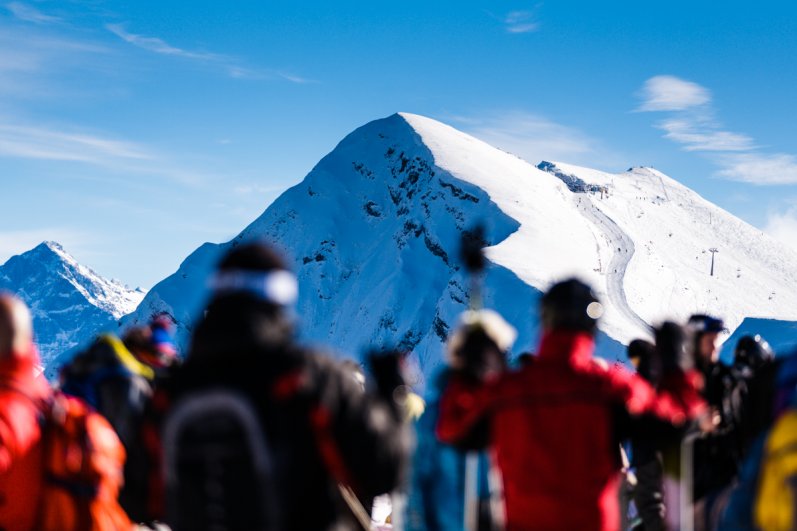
left=190, top=241, right=298, bottom=362
left=734, top=334, right=774, bottom=372
left=627, top=339, right=654, bottom=368
left=540, top=278, right=603, bottom=335
left=447, top=309, right=517, bottom=379
left=123, top=315, right=178, bottom=369
left=628, top=338, right=658, bottom=381
left=687, top=314, right=725, bottom=365
left=0, top=293, right=33, bottom=360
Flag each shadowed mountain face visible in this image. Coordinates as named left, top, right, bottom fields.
left=0, top=241, right=144, bottom=371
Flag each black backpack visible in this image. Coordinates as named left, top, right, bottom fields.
left=162, top=389, right=280, bottom=531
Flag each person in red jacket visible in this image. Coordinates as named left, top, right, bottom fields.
left=0, top=293, right=50, bottom=530
left=437, top=278, right=708, bottom=531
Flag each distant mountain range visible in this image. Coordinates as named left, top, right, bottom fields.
left=6, top=113, right=797, bottom=375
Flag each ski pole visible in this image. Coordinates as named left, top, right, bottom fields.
left=460, top=223, right=487, bottom=531
left=680, top=432, right=699, bottom=531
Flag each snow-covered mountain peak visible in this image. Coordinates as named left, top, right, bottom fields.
left=27, top=240, right=71, bottom=265
left=0, top=242, right=145, bottom=367
left=28, top=241, right=144, bottom=319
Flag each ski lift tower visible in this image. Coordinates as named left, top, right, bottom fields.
left=709, top=248, right=718, bottom=276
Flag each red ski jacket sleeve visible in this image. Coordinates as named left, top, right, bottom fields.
left=602, top=362, right=707, bottom=425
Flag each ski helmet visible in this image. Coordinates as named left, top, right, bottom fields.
left=686, top=314, right=725, bottom=334
left=210, top=241, right=298, bottom=307
left=734, top=334, right=774, bottom=370
left=540, top=278, right=603, bottom=333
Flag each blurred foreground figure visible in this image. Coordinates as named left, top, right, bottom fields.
left=0, top=293, right=49, bottom=530
left=717, top=336, right=785, bottom=531
left=59, top=316, right=178, bottom=523
left=152, top=242, right=411, bottom=531
left=754, top=360, right=797, bottom=531
left=0, top=293, right=130, bottom=530
left=407, top=309, right=515, bottom=531
left=437, top=278, right=707, bottom=531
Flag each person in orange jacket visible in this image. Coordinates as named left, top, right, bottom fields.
left=0, top=293, right=51, bottom=530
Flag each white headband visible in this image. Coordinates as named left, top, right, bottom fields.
left=209, top=269, right=299, bottom=306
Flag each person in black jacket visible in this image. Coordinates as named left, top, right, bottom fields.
left=153, top=241, right=411, bottom=531
left=628, top=338, right=668, bottom=531
left=732, top=334, right=777, bottom=457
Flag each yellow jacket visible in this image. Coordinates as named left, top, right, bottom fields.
left=755, top=409, right=797, bottom=531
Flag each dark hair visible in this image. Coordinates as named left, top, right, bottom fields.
left=188, top=241, right=295, bottom=365
left=122, top=325, right=154, bottom=355
left=218, top=241, right=288, bottom=272
left=628, top=339, right=657, bottom=383
left=628, top=339, right=655, bottom=362
left=540, top=278, right=601, bottom=334
left=687, top=314, right=725, bottom=334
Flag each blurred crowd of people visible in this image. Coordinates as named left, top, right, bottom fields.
left=0, top=240, right=795, bottom=530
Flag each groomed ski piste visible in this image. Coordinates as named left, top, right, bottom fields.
left=576, top=191, right=649, bottom=334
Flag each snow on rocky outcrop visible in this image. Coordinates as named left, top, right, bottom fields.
left=0, top=241, right=145, bottom=368
left=120, top=113, right=797, bottom=376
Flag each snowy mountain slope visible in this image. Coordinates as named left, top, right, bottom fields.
left=537, top=161, right=797, bottom=345
left=121, top=112, right=797, bottom=377
left=0, top=241, right=145, bottom=368
left=122, top=113, right=626, bottom=376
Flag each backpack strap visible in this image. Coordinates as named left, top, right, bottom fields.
left=62, top=335, right=154, bottom=410
left=101, top=334, right=155, bottom=381
left=270, top=369, right=372, bottom=530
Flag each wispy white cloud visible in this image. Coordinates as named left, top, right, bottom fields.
left=637, top=75, right=711, bottom=112
left=658, top=118, right=755, bottom=152
left=765, top=207, right=797, bottom=253
left=0, top=122, right=151, bottom=163
left=485, top=8, right=540, bottom=34
left=5, top=2, right=61, bottom=24
left=716, top=153, right=797, bottom=185
left=275, top=71, right=316, bottom=84
left=0, top=26, right=111, bottom=99
left=105, top=23, right=224, bottom=62
left=0, top=119, right=210, bottom=186
left=0, top=28, right=108, bottom=73
left=504, top=11, right=539, bottom=33
left=638, top=75, right=797, bottom=184
left=106, top=23, right=313, bottom=83
left=450, top=111, right=623, bottom=169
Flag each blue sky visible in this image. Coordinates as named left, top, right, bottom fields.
left=1, top=0, right=796, bottom=289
